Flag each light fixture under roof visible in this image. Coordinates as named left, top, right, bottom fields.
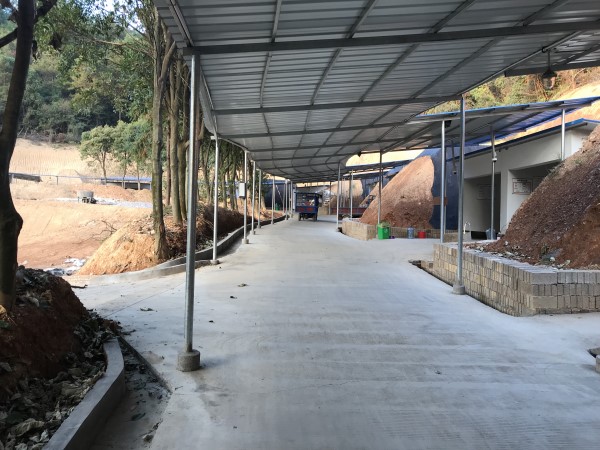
left=541, top=49, right=557, bottom=91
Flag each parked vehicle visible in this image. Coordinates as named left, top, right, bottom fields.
left=296, top=192, right=321, bottom=221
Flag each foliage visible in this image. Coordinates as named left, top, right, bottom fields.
left=0, top=0, right=152, bottom=140
left=112, top=119, right=151, bottom=180
left=425, top=68, right=600, bottom=115
left=79, top=124, right=116, bottom=180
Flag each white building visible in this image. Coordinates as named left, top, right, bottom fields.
left=463, top=119, right=599, bottom=234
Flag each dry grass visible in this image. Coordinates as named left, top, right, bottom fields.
left=10, top=138, right=127, bottom=178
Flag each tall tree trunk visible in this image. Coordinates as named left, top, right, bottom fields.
left=169, top=59, right=182, bottom=223
left=150, top=17, right=176, bottom=261
left=199, top=130, right=212, bottom=205
left=222, top=171, right=228, bottom=209
left=230, top=166, right=237, bottom=210
left=193, top=102, right=205, bottom=205
left=177, top=63, right=188, bottom=221
left=165, top=126, right=171, bottom=207
left=101, top=152, right=107, bottom=183
left=0, top=0, right=34, bottom=311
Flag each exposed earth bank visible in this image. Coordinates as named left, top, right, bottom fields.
left=79, top=205, right=246, bottom=275
left=360, top=155, right=434, bottom=228
left=485, top=125, right=600, bottom=269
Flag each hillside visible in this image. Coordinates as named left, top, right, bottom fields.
left=360, top=156, right=434, bottom=228
left=10, top=138, right=134, bottom=179
left=485, top=124, right=600, bottom=268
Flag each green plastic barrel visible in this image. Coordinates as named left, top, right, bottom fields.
left=377, top=222, right=390, bottom=240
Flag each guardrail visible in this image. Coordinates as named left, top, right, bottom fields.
left=8, top=172, right=152, bottom=190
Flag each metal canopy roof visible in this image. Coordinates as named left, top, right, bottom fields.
left=341, top=160, right=409, bottom=179
left=389, top=96, right=600, bottom=150
left=154, top=0, right=600, bottom=182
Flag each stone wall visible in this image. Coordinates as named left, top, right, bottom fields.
left=342, top=219, right=458, bottom=242
left=433, top=243, right=600, bottom=316
left=342, top=220, right=376, bottom=240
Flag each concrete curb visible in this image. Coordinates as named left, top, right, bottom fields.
left=79, top=216, right=286, bottom=285
left=46, top=339, right=125, bottom=450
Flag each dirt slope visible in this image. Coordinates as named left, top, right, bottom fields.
left=0, top=271, right=88, bottom=399
left=485, top=124, right=600, bottom=268
left=79, top=206, right=245, bottom=275
left=360, top=156, right=434, bottom=227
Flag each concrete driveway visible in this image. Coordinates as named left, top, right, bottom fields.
left=79, top=216, right=600, bottom=450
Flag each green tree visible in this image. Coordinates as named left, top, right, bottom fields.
left=112, top=119, right=151, bottom=188
left=80, top=124, right=115, bottom=182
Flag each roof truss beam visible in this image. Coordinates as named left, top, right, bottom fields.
left=183, top=22, right=600, bottom=56
left=505, top=59, right=600, bottom=77
left=214, top=95, right=456, bottom=115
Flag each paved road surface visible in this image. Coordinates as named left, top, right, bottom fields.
left=80, top=216, right=600, bottom=450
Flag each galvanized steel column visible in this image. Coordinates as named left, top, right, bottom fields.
left=284, top=180, right=289, bottom=219
left=290, top=182, right=294, bottom=215
left=349, top=171, right=354, bottom=219
left=453, top=95, right=466, bottom=295
left=328, top=182, right=332, bottom=215
left=490, top=127, right=497, bottom=240
left=336, top=164, right=341, bottom=228
left=377, top=151, right=382, bottom=224
left=243, top=151, right=248, bottom=244
left=257, top=169, right=262, bottom=229
left=271, top=177, right=275, bottom=224
left=178, top=54, right=200, bottom=372
left=440, top=122, right=446, bottom=243
left=212, top=136, right=220, bottom=264
left=252, top=161, right=256, bottom=235
left=561, top=108, right=566, bottom=161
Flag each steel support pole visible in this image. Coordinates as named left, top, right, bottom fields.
left=349, top=172, right=354, bottom=219
left=440, top=122, right=446, bottom=243
left=377, top=151, right=382, bottom=224
left=328, top=182, right=332, bottom=215
left=251, top=161, right=256, bottom=235
left=257, top=170, right=262, bottom=229
left=290, top=183, right=294, bottom=215
left=285, top=181, right=287, bottom=218
left=212, top=136, right=220, bottom=264
left=453, top=95, right=466, bottom=295
left=271, top=177, right=275, bottom=224
left=490, top=127, right=497, bottom=240
left=336, top=164, right=341, bottom=228
left=243, top=152, right=248, bottom=244
left=561, top=108, right=566, bottom=161
left=285, top=180, right=289, bottom=219
left=178, top=54, right=200, bottom=372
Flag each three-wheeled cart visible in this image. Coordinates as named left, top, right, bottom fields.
left=296, top=192, right=321, bottom=221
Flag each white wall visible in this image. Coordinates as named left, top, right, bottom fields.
left=464, top=125, right=592, bottom=233
left=504, top=163, right=555, bottom=230
left=464, top=175, right=501, bottom=232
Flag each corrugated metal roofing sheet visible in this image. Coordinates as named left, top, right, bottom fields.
left=397, top=97, right=600, bottom=150
left=154, top=0, right=600, bottom=181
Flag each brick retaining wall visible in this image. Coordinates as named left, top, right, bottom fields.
left=433, top=243, right=600, bottom=316
left=342, top=220, right=377, bottom=240
left=341, top=220, right=458, bottom=242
